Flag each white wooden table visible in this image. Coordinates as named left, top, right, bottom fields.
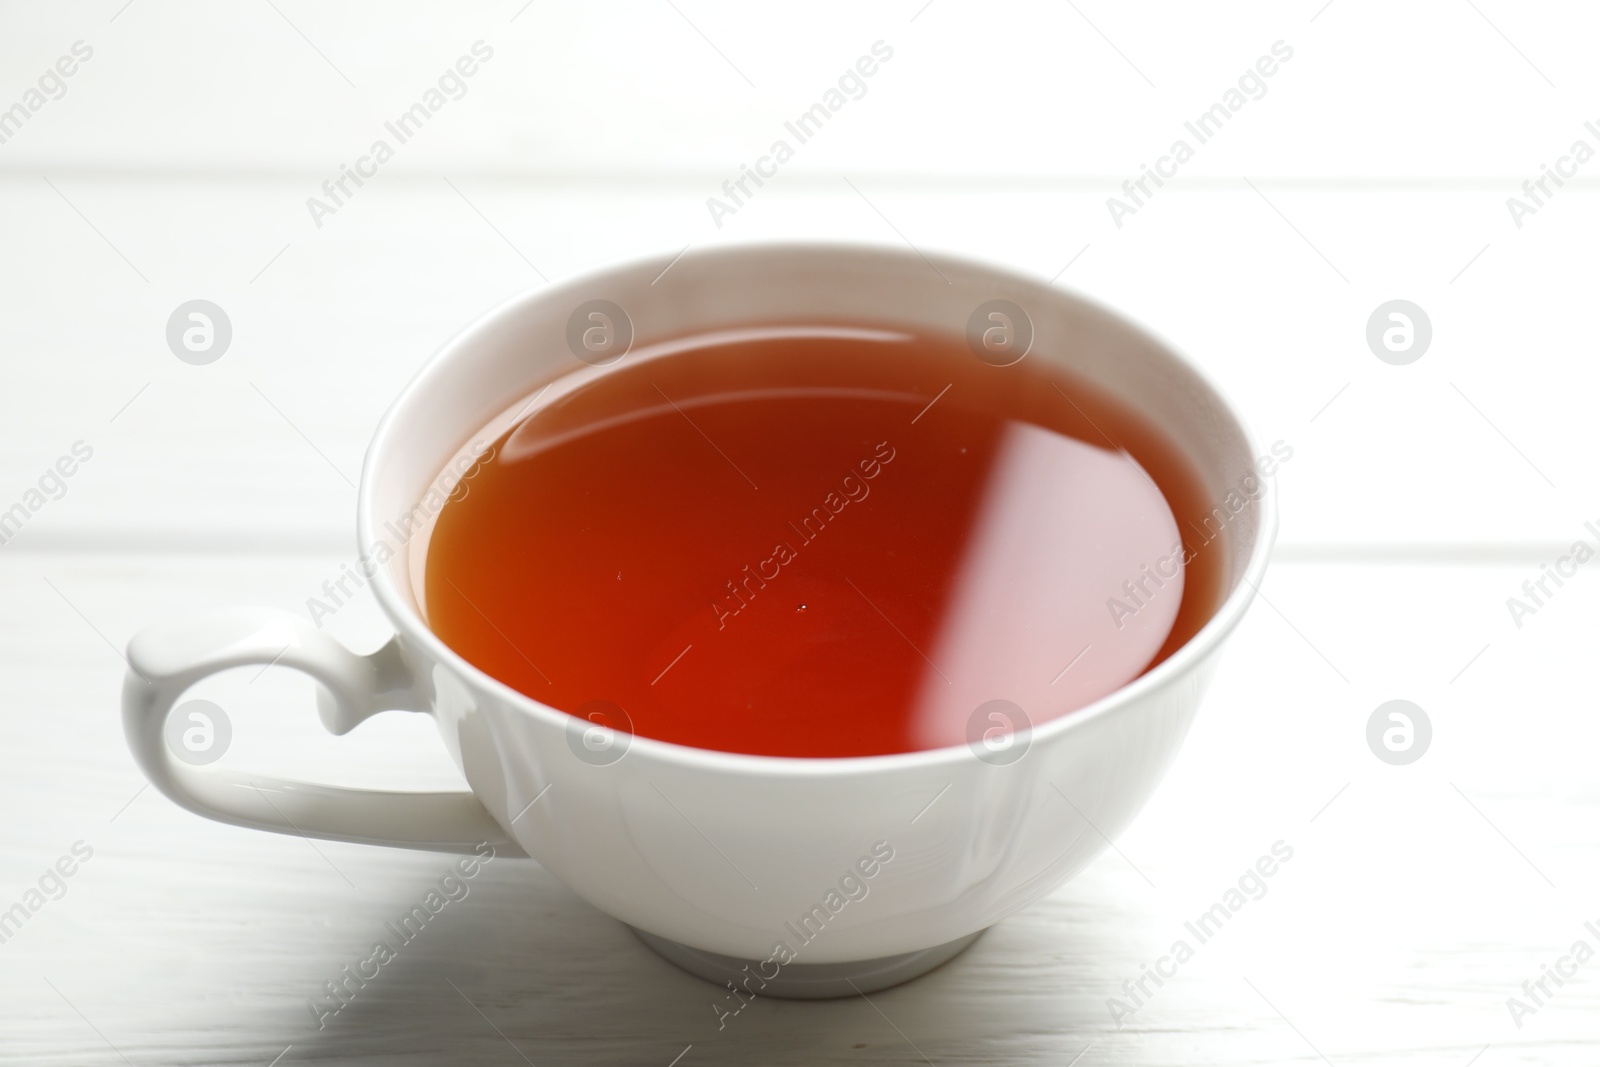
left=2, top=2, right=1597, bottom=1063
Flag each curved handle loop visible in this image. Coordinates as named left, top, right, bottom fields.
left=122, top=606, right=521, bottom=855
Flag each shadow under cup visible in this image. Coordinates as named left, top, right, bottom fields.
left=358, top=243, right=1275, bottom=996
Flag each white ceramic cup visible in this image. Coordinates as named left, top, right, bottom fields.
left=123, top=242, right=1275, bottom=998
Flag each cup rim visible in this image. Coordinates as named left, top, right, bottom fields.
left=358, top=239, right=1277, bottom=778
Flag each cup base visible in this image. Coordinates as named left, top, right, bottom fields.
left=630, top=926, right=986, bottom=1000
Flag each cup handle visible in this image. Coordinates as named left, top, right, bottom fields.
left=122, top=606, right=521, bottom=856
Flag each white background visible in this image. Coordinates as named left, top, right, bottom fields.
left=0, top=1, right=1595, bottom=1064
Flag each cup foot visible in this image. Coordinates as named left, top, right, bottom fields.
left=630, top=926, right=986, bottom=999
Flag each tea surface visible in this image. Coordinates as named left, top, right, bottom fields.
left=424, top=327, right=1220, bottom=757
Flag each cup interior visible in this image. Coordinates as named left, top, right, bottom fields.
left=359, top=242, right=1272, bottom=723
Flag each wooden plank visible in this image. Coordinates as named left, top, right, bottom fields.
left=0, top=1, right=1594, bottom=180
left=0, top=554, right=1593, bottom=1064
left=0, top=178, right=1594, bottom=551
